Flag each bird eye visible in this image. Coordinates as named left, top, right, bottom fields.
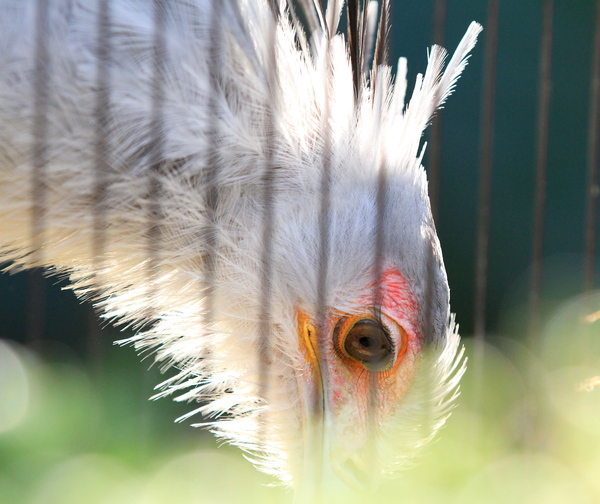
left=334, top=318, right=394, bottom=372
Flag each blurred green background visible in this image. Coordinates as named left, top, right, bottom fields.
left=1, top=0, right=600, bottom=502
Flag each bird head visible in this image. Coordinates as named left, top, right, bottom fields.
left=253, top=167, right=461, bottom=492
left=0, top=0, right=479, bottom=498
left=125, top=7, right=480, bottom=493
left=3, top=0, right=477, bottom=495
left=135, top=128, right=465, bottom=494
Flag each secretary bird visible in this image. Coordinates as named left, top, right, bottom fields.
left=0, top=0, right=481, bottom=499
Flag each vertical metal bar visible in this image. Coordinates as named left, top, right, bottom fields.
left=428, top=0, right=446, bottom=221
left=370, top=139, right=387, bottom=489
left=90, top=0, right=112, bottom=366
left=474, top=0, right=499, bottom=343
left=28, top=0, right=51, bottom=346
left=146, top=0, right=166, bottom=322
left=140, top=0, right=167, bottom=450
left=316, top=56, right=332, bottom=415
left=524, top=0, right=554, bottom=451
left=201, top=0, right=223, bottom=390
left=584, top=0, right=600, bottom=295
left=471, top=0, right=500, bottom=452
left=530, top=0, right=553, bottom=345
left=432, top=0, right=446, bottom=46
left=419, top=0, right=446, bottom=451
left=368, top=0, right=392, bottom=488
left=420, top=230, right=436, bottom=445
left=258, top=0, right=279, bottom=461
left=581, top=0, right=600, bottom=371
left=312, top=23, right=333, bottom=504
left=420, top=3, right=440, bottom=450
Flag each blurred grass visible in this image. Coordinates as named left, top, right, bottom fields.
left=1, top=292, right=599, bottom=503
left=0, top=0, right=597, bottom=501
left=0, top=340, right=286, bottom=504
left=374, top=291, right=600, bottom=503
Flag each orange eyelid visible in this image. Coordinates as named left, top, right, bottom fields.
left=331, top=315, right=356, bottom=357
left=333, top=312, right=407, bottom=375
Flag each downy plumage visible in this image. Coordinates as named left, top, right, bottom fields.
left=0, top=0, right=481, bottom=496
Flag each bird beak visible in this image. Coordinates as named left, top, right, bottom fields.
left=295, top=309, right=371, bottom=498
left=295, top=309, right=328, bottom=495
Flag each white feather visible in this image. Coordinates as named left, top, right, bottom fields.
left=0, top=0, right=481, bottom=489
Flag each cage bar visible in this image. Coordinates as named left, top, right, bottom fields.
left=529, top=0, right=553, bottom=345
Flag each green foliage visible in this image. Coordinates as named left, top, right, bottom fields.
left=1, top=292, right=599, bottom=503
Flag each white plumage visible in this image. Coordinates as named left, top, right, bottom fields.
left=0, top=0, right=481, bottom=497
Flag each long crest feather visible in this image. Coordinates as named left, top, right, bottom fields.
left=397, top=21, right=482, bottom=167
left=371, top=0, right=389, bottom=93
left=325, top=0, right=343, bottom=38
left=347, top=0, right=362, bottom=100
left=347, top=0, right=389, bottom=104
left=0, top=0, right=482, bottom=488
left=288, top=0, right=321, bottom=35
left=288, top=0, right=345, bottom=52
left=364, top=1, right=379, bottom=72
left=311, top=0, right=327, bottom=33
left=373, top=0, right=389, bottom=68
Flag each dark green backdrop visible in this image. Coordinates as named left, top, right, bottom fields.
left=1, top=2, right=599, bottom=502
left=2, top=0, right=597, bottom=346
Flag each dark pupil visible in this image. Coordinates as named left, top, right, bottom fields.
left=344, top=320, right=393, bottom=371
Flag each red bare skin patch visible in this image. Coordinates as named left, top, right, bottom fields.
left=365, top=267, right=421, bottom=372
left=295, top=266, right=423, bottom=463
left=322, top=266, right=422, bottom=427
left=367, top=267, right=420, bottom=338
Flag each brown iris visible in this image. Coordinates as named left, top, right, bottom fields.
left=333, top=316, right=394, bottom=372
